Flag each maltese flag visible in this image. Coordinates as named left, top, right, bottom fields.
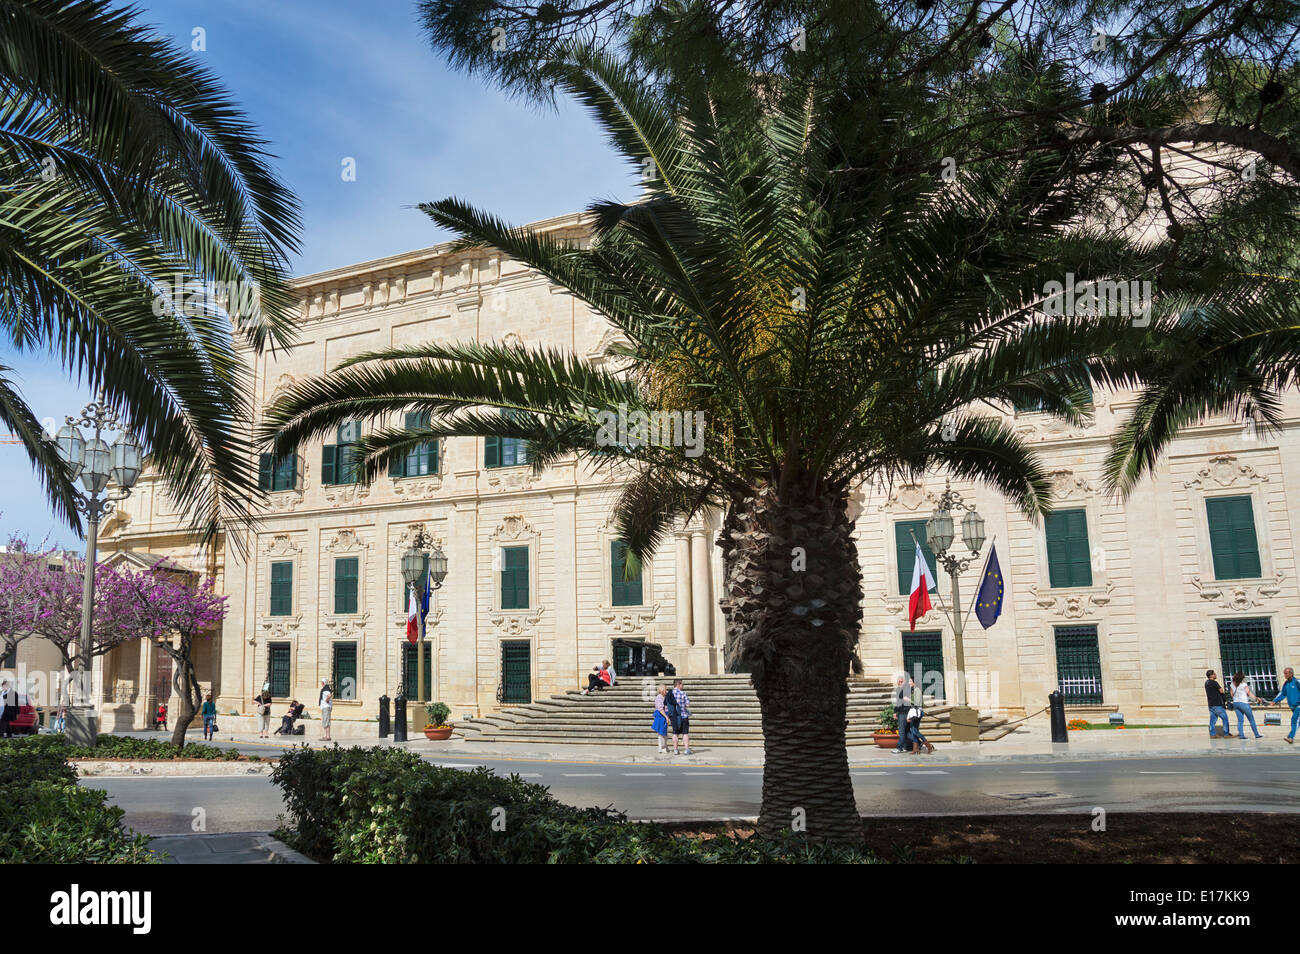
left=908, top=542, right=937, bottom=632
left=406, top=583, right=420, bottom=644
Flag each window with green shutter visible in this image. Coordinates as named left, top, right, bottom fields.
left=500, top=546, right=529, bottom=609
left=258, top=451, right=297, bottom=492
left=1045, top=508, right=1093, bottom=588
left=332, top=642, right=358, bottom=700
left=322, top=421, right=361, bottom=485
left=485, top=435, right=529, bottom=468
left=334, top=557, right=359, bottom=614
left=1206, top=495, right=1262, bottom=580
left=610, top=540, right=643, bottom=606
left=895, top=520, right=937, bottom=595
left=390, top=412, right=439, bottom=478
left=401, top=642, right=433, bottom=700
left=269, top=561, right=293, bottom=616
left=268, top=643, right=291, bottom=698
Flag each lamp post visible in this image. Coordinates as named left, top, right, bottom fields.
left=401, top=528, right=447, bottom=703
left=923, top=481, right=986, bottom=742
left=54, top=395, right=142, bottom=747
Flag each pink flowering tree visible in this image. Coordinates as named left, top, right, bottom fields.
left=114, top=566, right=227, bottom=748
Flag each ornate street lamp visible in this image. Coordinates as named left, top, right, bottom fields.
left=923, top=481, right=985, bottom=742
left=54, top=394, right=142, bottom=747
left=400, top=527, right=446, bottom=704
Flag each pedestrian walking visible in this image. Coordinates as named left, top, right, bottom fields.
left=254, top=682, right=272, bottom=738
left=1230, top=672, right=1263, bottom=739
left=671, top=678, right=691, bottom=755
left=652, top=686, right=670, bottom=754
left=906, top=676, right=934, bottom=754
left=0, top=680, right=15, bottom=739
left=1205, top=669, right=1233, bottom=738
left=319, top=679, right=333, bottom=741
left=892, top=673, right=912, bottom=754
left=201, top=692, right=217, bottom=741
left=1271, top=666, right=1300, bottom=744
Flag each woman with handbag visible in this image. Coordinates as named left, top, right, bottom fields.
left=201, top=692, right=218, bottom=740
left=254, top=683, right=272, bottom=738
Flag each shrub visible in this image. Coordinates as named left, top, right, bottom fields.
left=0, top=734, right=241, bottom=761
left=271, top=745, right=882, bottom=864
left=0, top=738, right=154, bottom=863
left=424, top=702, right=451, bottom=727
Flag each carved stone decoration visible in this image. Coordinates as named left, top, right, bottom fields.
left=599, top=602, right=661, bottom=634
left=391, top=475, right=444, bottom=498
left=326, top=289, right=340, bottom=316
left=485, top=467, right=540, bottom=491
left=1048, top=468, right=1098, bottom=501
left=325, top=528, right=368, bottom=553
left=1027, top=581, right=1115, bottom=618
left=323, top=612, right=371, bottom=637
left=1191, top=571, right=1285, bottom=611
left=489, top=606, right=544, bottom=635
left=323, top=482, right=371, bottom=507
left=585, top=327, right=631, bottom=364
left=392, top=523, right=444, bottom=554
left=879, top=592, right=941, bottom=626
left=263, top=533, right=302, bottom=556
left=390, top=274, right=406, bottom=304
left=884, top=482, right=932, bottom=513
left=1183, top=455, right=1270, bottom=490
left=258, top=616, right=302, bottom=641
left=99, top=508, right=131, bottom=539
left=502, top=331, right=523, bottom=348
left=493, top=515, right=536, bottom=541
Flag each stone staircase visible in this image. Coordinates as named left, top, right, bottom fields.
left=457, top=674, right=1019, bottom=746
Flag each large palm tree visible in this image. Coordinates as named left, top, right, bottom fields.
left=0, top=0, right=300, bottom=539
left=263, top=54, right=1168, bottom=841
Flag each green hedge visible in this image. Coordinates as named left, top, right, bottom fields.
left=271, top=745, right=881, bottom=863
left=0, top=740, right=155, bottom=863
left=10, top=733, right=243, bottom=761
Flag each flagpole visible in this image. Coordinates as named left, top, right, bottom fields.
left=961, top=534, right=998, bottom=634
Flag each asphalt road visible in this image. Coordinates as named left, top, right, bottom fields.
left=88, top=751, right=1300, bottom=835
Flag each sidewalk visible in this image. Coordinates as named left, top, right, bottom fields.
left=172, top=721, right=1299, bottom=767
left=148, top=832, right=314, bottom=864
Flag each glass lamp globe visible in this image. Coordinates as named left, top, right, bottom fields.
left=56, top=424, right=86, bottom=478
left=110, top=432, right=143, bottom=489
left=80, top=438, right=112, bottom=494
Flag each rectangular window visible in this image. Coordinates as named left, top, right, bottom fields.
left=610, top=540, right=643, bottom=607
left=500, top=546, right=530, bottom=610
left=1045, top=508, right=1093, bottom=589
left=902, top=631, right=944, bottom=701
left=322, top=421, right=361, bottom=485
left=1217, top=618, right=1278, bottom=697
left=895, top=520, right=937, bottom=596
left=258, top=451, right=298, bottom=492
left=484, top=435, right=530, bottom=468
left=1206, top=495, right=1262, bottom=580
left=334, top=557, right=359, bottom=615
left=1054, top=625, right=1103, bottom=704
left=401, top=642, right=433, bottom=700
left=390, top=412, right=439, bottom=478
left=268, top=643, right=291, bottom=698
left=269, top=561, right=293, bottom=616
left=1, top=645, right=15, bottom=669
left=332, top=642, right=358, bottom=701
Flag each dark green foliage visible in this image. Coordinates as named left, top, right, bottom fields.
left=270, top=745, right=882, bottom=863
left=0, top=734, right=241, bottom=761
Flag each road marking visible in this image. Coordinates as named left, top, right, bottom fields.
left=431, top=763, right=479, bottom=768
left=907, top=770, right=947, bottom=775
left=562, top=772, right=604, bottom=777
left=1020, top=770, right=1081, bottom=774
left=1138, top=771, right=1195, bottom=774
left=853, top=771, right=890, bottom=776
left=622, top=772, right=665, bottom=776
left=741, top=772, right=763, bottom=776
left=683, top=771, right=725, bottom=776
left=515, top=773, right=543, bottom=778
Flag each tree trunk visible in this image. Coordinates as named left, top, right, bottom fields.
left=719, top=477, right=864, bottom=843
left=168, top=639, right=201, bottom=750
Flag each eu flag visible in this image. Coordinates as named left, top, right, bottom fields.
left=974, top=545, right=1004, bottom=629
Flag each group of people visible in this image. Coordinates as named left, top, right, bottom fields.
left=1205, top=667, right=1300, bottom=742
left=653, top=680, right=691, bottom=755
left=892, top=673, right=935, bottom=755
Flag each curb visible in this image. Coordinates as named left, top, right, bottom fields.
left=254, top=834, right=317, bottom=864
left=76, top=760, right=275, bottom=777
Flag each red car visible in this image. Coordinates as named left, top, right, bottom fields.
left=7, top=694, right=38, bottom=735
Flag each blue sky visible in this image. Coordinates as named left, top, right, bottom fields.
left=1, top=0, right=633, bottom=550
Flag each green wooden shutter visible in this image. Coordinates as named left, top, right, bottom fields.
left=334, top=557, right=359, bottom=614
left=401, top=643, right=433, bottom=699
left=1045, top=509, right=1092, bottom=588
left=321, top=445, right=337, bottom=485
left=894, top=520, right=936, bottom=595
left=484, top=436, right=501, bottom=468
left=611, top=540, right=643, bottom=606
left=268, top=643, right=291, bottom=698
left=501, top=546, right=529, bottom=609
left=332, top=643, right=358, bottom=700
left=1207, top=496, right=1261, bottom=580
left=258, top=453, right=274, bottom=491
left=388, top=453, right=405, bottom=479
left=269, top=561, right=293, bottom=616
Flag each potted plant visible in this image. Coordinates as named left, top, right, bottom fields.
left=423, top=702, right=453, bottom=740
left=872, top=705, right=899, bottom=749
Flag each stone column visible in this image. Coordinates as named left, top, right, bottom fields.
left=551, top=485, right=580, bottom=697
left=690, top=529, right=714, bottom=673
left=675, top=532, right=694, bottom=648
left=134, top=637, right=156, bottom=730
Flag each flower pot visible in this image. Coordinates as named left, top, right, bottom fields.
left=872, top=731, right=899, bottom=749
left=423, top=725, right=453, bottom=740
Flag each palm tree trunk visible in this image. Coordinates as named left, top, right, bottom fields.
left=720, top=478, right=864, bottom=842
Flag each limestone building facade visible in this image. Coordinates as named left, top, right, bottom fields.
left=94, top=211, right=1300, bottom=729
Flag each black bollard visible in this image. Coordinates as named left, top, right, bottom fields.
left=393, top=693, right=408, bottom=742
left=378, top=695, right=390, bottom=739
left=1049, top=689, right=1068, bottom=743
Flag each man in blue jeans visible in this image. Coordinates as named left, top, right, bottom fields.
left=1205, top=669, right=1232, bottom=738
left=1270, top=666, right=1300, bottom=744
